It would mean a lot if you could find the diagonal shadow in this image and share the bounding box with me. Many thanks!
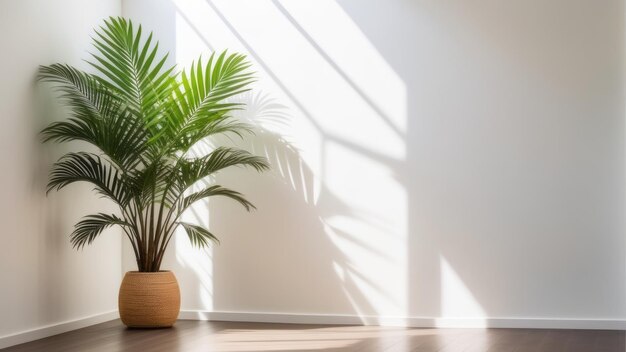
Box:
[199,0,324,134]
[270,0,405,140]
[174,7,215,52]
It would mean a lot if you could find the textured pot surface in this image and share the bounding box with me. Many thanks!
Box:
[118,271,181,328]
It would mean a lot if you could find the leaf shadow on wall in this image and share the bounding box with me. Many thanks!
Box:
[169,0,412,328]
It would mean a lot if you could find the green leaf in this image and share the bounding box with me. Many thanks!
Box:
[182,185,255,211]
[178,222,219,247]
[88,17,175,137]
[39,17,270,271]
[177,147,269,188]
[71,213,129,249]
[38,64,148,169]
[47,152,131,206]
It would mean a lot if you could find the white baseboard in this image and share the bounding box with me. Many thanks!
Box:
[179,310,626,330]
[1,310,621,350]
[0,310,118,349]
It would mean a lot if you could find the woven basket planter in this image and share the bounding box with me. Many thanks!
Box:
[118,271,181,328]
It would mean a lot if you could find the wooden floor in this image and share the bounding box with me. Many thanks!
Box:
[2,320,624,352]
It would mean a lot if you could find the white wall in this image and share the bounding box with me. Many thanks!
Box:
[123,0,625,326]
[0,0,122,345]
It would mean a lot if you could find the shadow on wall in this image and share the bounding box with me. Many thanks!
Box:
[336,0,625,321]
[141,0,626,331]
[178,90,385,318]
[214,92,388,318]
[164,0,410,321]
[32,81,123,330]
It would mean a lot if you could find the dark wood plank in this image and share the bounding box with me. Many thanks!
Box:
[1,320,624,352]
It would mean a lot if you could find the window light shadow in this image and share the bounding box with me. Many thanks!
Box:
[170,0,409,325]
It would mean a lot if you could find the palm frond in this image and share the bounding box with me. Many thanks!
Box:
[127,158,175,208]
[177,52,254,120]
[39,64,148,169]
[177,147,269,189]
[178,222,219,247]
[71,213,129,249]
[38,64,120,119]
[174,112,254,153]
[41,17,269,271]
[89,17,176,133]
[182,185,255,211]
[47,152,132,206]
[162,51,255,151]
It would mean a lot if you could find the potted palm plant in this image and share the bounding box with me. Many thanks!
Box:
[39,17,269,328]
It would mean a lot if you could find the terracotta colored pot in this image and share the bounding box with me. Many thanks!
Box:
[118,271,181,328]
